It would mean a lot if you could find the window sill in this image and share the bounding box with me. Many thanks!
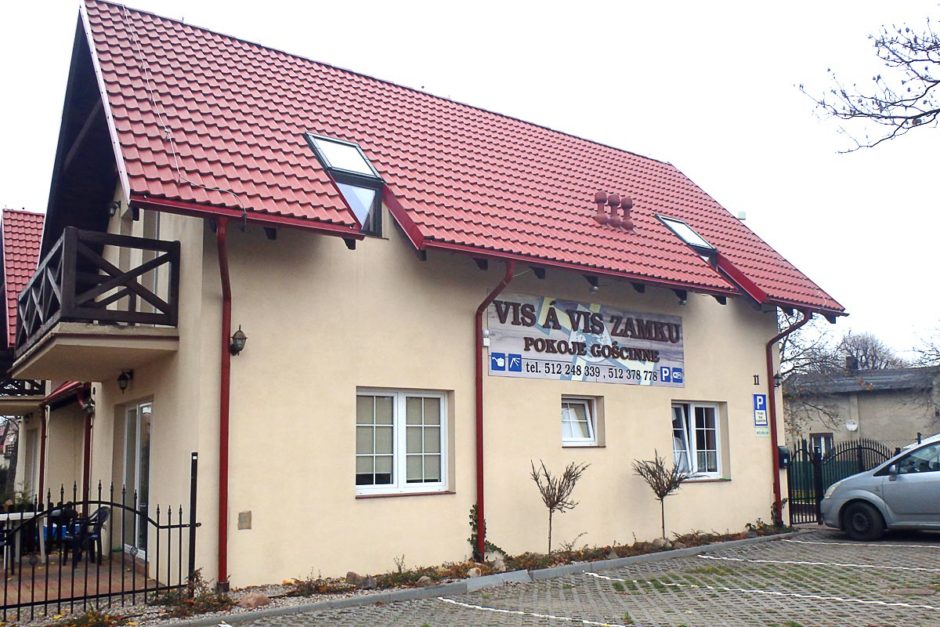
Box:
[356,490,455,500]
[562,443,605,449]
[684,477,731,483]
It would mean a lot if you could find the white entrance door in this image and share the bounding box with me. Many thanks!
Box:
[123,402,152,556]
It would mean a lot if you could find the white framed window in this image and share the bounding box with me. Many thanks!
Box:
[561,397,597,446]
[356,389,447,495]
[672,402,721,478]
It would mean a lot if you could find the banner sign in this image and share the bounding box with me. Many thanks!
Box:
[487,293,684,386]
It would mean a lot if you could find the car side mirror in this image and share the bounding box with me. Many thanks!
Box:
[887,463,898,479]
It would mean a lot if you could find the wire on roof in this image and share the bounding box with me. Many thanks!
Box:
[120,4,249,230]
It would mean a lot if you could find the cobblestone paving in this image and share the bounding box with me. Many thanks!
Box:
[243,530,940,626]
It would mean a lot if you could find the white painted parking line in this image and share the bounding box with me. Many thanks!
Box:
[437,597,630,626]
[784,538,940,550]
[585,572,940,611]
[697,554,940,572]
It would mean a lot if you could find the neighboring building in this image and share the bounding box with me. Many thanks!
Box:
[0,209,46,492]
[10,1,844,587]
[784,360,940,451]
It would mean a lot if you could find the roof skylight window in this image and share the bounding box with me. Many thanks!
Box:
[658,216,714,249]
[306,134,383,234]
[658,215,716,258]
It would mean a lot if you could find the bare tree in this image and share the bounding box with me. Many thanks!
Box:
[632,451,688,539]
[915,324,940,366]
[837,331,909,370]
[529,460,589,554]
[801,16,940,150]
[779,315,909,437]
[778,312,843,437]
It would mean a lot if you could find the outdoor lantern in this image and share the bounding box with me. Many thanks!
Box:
[117,370,133,393]
[773,372,783,388]
[230,325,247,356]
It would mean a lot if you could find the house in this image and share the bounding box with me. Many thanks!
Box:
[784,359,940,452]
[0,209,45,492]
[9,0,844,588]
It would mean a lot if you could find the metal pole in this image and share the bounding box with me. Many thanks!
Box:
[812,448,824,524]
[188,452,198,584]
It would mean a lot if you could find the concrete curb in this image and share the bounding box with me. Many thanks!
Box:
[173,530,807,626]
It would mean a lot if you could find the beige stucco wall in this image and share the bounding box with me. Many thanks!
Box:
[87,201,216,573]
[45,404,85,499]
[66,193,784,587]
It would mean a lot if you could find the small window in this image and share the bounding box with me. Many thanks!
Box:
[356,389,447,495]
[306,134,383,235]
[810,432,834,457]
[672,402,723,478]
[562,397,597,446]
[658,216,715,257]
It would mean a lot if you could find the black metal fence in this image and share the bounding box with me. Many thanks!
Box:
[0,453,199,623]
[787,438,896,525]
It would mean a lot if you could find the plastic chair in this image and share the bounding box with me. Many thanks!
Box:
[62,507,110,568]
[46,503,77,553]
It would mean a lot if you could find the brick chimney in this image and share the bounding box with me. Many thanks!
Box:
[845,356,859,373]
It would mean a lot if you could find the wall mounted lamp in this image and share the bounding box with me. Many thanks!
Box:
[230,325,247,356]
[773,372,783,388]
[117,370,134,393]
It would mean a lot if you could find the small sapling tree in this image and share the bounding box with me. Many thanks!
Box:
[632,450,688,539]
[529,460,589,554]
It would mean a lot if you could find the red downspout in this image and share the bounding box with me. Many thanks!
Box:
[474,260,515,560]
[216,218,232,589]
[77,388,92,505]
[766,309,811,525]
[37,407,48,502]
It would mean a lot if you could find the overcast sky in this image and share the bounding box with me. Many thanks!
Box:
[1,1,937,358]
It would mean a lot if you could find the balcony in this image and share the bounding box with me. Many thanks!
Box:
[12,227,181,381]
[0,377,44,415]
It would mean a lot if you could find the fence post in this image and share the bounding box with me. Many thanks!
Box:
[188,452,198,584]
[856,441,865,473]
[811,448,824,524]
[917,432,922,445]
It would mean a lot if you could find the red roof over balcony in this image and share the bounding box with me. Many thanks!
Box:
[79,0,843,315]
[1,209,44,348]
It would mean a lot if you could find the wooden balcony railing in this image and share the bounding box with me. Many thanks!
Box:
[0,378,44,397]
[15,227,180,357]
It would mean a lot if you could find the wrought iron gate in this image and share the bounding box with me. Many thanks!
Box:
[787,438,897,525]
[0,453,200,623]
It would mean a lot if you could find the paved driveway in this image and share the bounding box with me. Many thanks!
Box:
[242,529,940,626]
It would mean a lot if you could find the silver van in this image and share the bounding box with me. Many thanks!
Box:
[819,433,940,540]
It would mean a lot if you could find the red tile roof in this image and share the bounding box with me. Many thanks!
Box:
[1,209,44,348]
[81,0,843,314]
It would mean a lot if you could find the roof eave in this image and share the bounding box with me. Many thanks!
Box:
[130,196,364,239]
[421,239,739,298]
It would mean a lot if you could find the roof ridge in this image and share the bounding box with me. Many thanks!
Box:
[97,0,673,169]
[1,208,44,215]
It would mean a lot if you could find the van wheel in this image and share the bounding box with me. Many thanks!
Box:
[842,502,885,541]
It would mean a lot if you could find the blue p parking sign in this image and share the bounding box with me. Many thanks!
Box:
[753,394,768,428]
[660,366,672,383]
